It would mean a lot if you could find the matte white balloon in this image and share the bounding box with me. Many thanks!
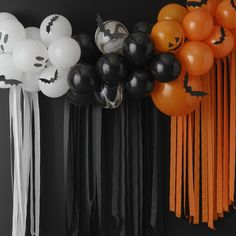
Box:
[13,39,48,73]
[40,14,72,47]
[21,72,41,93]
[0,12,17,22]
[0,54,23,89]
[25,27,41,41]
[0,19,26,53]
[39,65,69,98]
[48,37,81,69]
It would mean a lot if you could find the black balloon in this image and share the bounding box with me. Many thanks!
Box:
[66,90,95,106]
[149,53,182,83]
[97,53,128,84]
[122,32,154,66]
[68,63,99,94]
[131,22,154,34]
[95,82,124,109]
[73,33,101,63]
[125,68,154,98]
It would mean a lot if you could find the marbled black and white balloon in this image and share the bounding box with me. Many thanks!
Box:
[95,83,124,109]
[95,20,129,54]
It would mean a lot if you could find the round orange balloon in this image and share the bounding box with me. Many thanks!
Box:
[216,0,236,29]
[151,71,204,116]
[157,3,188,24]
[231,29,236,50]
[187,0,221,17]
[151,21,185,52]
[178,41,214,76]
[183,9,214,40]
[205,25,234,58]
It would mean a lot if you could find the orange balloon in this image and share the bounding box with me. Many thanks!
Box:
[157,3,188,24]
[187,0,221,17]
[151,21,185,52]
[231,29,236,50]
[205,25,234,58]
[178,41,214,76]
[151,70,204,116]
[216,0,236,29]
[183,9,214,40]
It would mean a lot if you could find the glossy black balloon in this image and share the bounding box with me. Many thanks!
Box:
[149,53,182,83]
[66,90,95,106]
[94,82,124,109]
[131,22,153,34]
[97,53,128,84]
[68,63,99,93]
[125,68,154,98]
[73,33,101,63]
[122,32,154,66]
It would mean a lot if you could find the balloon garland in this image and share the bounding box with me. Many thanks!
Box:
[0,0,235,235]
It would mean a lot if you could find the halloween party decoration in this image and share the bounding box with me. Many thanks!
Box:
[13,39,48,73]
[151,20,185,52]
[0,19,26,53]
[48,37,81,69]
[149,53,182,83]
[122,32,154,65]
[183,9,214,40]
[205,25,234,58]
[0,3,235,236]
[125,68,154,98]
[95,14,129,54]
[97,52,128,83]
[178,41,214,76]
[39,65,69,98]
[157,3,187,23]
[40,14,72,46]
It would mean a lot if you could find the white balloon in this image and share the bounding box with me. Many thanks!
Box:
[40,14,72,47]
[0,19,25,53]
[0,54,22,89]
[13,39,48,73]
[48,37,81,69]
[39,65,69,98]
[0,12,17,22]
[21,72,41,93]
[25,27,41,41]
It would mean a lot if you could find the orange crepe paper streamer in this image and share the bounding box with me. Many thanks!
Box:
[176,117,183,218]
[229,52,236,203]
[223,57,229,212]
[216,59,223,215]
[170,117,177,212]
[183,116,187,217]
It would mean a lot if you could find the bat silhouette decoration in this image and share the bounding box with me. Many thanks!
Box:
[186,0,208,7]
[183,73,208,97]
[39,69,59,84]
[231,0,236,10]
[46,15,59,33]
[0,75,22,86]
[213,26,226,45]
[96,13,125,40]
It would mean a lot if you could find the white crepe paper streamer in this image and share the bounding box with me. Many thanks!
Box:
[9,86,41,236]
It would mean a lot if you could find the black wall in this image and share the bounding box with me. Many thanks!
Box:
[0,0,236,235]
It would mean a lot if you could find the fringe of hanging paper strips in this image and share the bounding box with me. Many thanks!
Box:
[64,97,167,236]
[9,86,40,236]
[169,51,236,229]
